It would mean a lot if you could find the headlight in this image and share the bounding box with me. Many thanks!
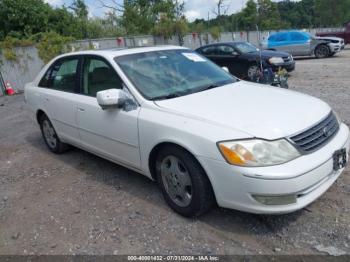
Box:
[334,111,342,124]
[218,139,300,167]
[269,57,284,65]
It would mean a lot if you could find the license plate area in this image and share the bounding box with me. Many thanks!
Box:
[333,149,347,171]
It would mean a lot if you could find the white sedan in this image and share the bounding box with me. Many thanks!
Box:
[25,46,349,217]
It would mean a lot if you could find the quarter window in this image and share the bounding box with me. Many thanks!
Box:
[82,57,123,97]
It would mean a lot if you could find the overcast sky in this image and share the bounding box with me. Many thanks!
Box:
[45,0,291,22]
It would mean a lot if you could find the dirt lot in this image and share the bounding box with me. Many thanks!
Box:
[0,49,350,256]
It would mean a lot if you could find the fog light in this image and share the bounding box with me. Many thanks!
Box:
[252,194,297,205]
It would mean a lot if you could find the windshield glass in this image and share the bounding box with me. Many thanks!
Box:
[233,42,259,53]
[115,50,236,100]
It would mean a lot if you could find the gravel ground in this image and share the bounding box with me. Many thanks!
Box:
[0,49,350,256]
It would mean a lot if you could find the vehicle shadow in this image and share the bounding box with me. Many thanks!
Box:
[294,55,342,61]
[26,132,305,236]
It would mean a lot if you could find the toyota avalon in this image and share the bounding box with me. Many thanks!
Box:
[24,46,349,217]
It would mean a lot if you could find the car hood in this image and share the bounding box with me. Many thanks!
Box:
[154,81,331,140]
[248,50,291,59]
[314,36,343,42]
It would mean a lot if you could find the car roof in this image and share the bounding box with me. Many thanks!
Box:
[197,42,247,49]
[54,45,189,60]
[270,30,309,36]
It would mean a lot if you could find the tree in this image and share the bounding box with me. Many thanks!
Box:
[69,0,89,38]
[0,0,51,40]
[213,0,230,17]
[236,0,258,31]
[257,0,283,30]
[314,0,350,27]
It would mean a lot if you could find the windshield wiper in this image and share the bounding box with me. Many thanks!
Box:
[152,92,182,101]
[198,84,220,93]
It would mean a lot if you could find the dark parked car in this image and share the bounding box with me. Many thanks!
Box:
[317,21,350,45]
[196,42,295,80]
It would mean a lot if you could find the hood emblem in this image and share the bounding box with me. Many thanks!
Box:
[323,126,331,137]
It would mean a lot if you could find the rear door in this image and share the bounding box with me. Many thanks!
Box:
[75,55,141,169]
[37,56,82,144]
[289,32,311,56]
[198,45,219,63]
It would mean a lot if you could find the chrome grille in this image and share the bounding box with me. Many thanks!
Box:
[290,112,339,153]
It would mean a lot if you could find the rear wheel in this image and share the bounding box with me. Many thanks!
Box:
[155,145,215,217]
[315,45,329,58]
[40,114,69,154]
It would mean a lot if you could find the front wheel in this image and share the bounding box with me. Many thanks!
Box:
[315,45,329,59]
[247,65,260,81]
[155,145,215,217]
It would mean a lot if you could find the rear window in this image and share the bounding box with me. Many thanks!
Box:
[275,33,288,42]
[200,46,217,55]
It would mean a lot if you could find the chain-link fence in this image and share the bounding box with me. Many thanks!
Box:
[0,27,344,94]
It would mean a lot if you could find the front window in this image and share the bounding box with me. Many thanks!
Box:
[232,42,258,53]
[115,50,236,100]
[82,57,123,97]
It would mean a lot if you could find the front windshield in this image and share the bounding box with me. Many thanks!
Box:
[115,50,236,100]
[233,42,259,53]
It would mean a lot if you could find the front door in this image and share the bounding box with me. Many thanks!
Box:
[76,56,141,169]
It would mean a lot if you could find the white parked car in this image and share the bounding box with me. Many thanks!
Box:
[25,46,349,217]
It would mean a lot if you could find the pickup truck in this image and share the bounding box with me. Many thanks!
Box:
[317,21,350,45]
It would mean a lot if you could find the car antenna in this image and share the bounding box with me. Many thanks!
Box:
[256,24,264,72]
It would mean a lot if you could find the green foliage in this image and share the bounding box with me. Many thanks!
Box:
[191,0,350,32]
[236,0,258,31]
[0,0,51,39]
[0,0,349,57]
[209,26,221,41]
[0,36,33,61]
[36,32,74,63]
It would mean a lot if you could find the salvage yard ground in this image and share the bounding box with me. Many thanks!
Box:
[0,49,350,256]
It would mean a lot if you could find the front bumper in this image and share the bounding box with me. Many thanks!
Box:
[328,43,343,53]
[198,123,349,214]
[271,61,295,72]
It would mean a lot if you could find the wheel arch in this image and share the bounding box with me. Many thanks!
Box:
[148,141,217,204]
[36,109,47,124]
[148,141,209,179]
[314,43,330,55]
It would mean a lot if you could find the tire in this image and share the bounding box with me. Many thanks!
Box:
[39,114,69,154]
[328,52,336,57]
[247,64,260,81]
[155,145,215,217]
[315,45,330,58]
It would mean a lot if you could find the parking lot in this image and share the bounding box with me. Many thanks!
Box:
[0,49,349,256]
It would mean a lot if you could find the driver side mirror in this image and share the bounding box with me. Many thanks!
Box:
[222,66,229,73]
[97,89,126,110]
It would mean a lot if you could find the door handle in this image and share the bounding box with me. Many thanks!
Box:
[77,108,85,112]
